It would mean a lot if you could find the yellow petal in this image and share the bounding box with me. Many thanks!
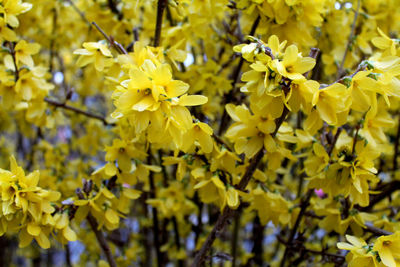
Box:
[105,209,120,225]
[35,232,50,249]
[63,226,77,242]
[27,222,41,236]
[178,94,208,106]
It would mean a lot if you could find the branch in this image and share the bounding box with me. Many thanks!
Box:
[147,150,163,267]
[92,22,128,54]
[44,97,115,126]
[76,188,117,267]
[336,0,361,79]
[279,190,313,267]
[393,115,400,171]
[358,180,400,212]
[64,0,91,26]
[87,214,117,267]
[212,134,234,153]
[327,127,342,156]
[192,97,291,266]
[7,42,19,81]
[277,235,346,263]
[364,223,392,236]
[154,0,168,47]
[172,217,185,267]
[189,45,324,265]
[325,62,366,88]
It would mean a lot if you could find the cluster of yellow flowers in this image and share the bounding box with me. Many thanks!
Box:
[0,157,76,248]
[0,1,55,127]
[338,233,400,267]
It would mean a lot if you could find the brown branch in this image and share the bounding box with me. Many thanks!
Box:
[154,0,168,47]
[190,45,323,265]
[277,235,346,262]
[304,48,320,79]
[147,150,163,267]
[7,42,19,81]
[279,190,313,267]
[44,97,115,126]
[65,243,72,267]
[364,223,392,236]
[172,217,184,267]
[359,180,400,212]
[92,22,128,54]
[393,115,400,171]
[76,189,117,267]
[212,134,233,153]
[324,62,366,89]
[64,0,91,26]
[336,0,361,79]
[230,210,241,266]
[327,127,342,156]
[192,100,290,266]
[87,214,117,267]
[352,124,360,154]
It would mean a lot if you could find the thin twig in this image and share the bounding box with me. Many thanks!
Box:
[76,189,117,267]
[359,180,400,212]
[230,211,241,266]
[364,223,392,236]
[65,243,72,267]
[336,0,361,79]
[277,235,346,262]
[147,150,163,267]
[87,214,117,267]
[352,124,360,154]
[327,127,342,156]
[44,97,115,126]
[64,0,91,26]
[212,134,233,152]
[279,190,313,267]
[8,42,19,81]
[393,115,400,171]
[172,217,184,267]
[92,22,128,54]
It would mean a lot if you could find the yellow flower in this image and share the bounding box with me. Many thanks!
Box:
[249,187,291,226]
[273,45,316,81]
[74,42,114,71]
[225,103,277,158]
[194,175,229,210]
[0,0,32,27]
[181,122,214,153]
[337,235,379,267]
[0,17,17,41]
[14,40,40,68]
[105,139,146,172]
[373,232,400,267]
[314,83,351,125]
[372,28,398,56]
[13,67,54,101]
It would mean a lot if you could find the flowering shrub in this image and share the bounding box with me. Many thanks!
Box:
[1,0,400,266]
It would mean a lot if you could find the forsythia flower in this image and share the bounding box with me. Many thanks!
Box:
[337,235,379,266]
[0,156,76,248]
[74,42,114,71]
[373,232,400,267]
